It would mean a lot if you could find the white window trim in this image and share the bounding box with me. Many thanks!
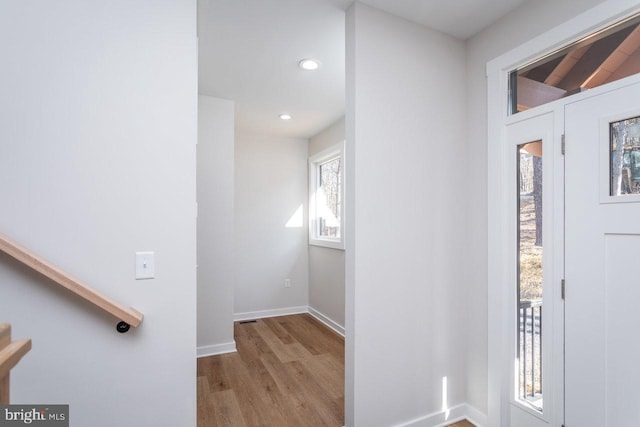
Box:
[308,141,345,250]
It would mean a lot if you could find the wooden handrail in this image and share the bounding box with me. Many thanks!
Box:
[0,232,143,331]
[0,323,31,404]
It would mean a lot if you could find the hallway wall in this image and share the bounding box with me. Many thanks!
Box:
[346,4,468,425]
[234,132,309,317]
[308,117,346,332]
[0,1,198,425]
[197,95,236,356]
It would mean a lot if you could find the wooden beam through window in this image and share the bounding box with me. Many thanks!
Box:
[582,24,640,88]
[517,76,566,111]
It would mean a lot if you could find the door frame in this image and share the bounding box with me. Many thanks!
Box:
[487,2,640,426]
[505,111,560,427]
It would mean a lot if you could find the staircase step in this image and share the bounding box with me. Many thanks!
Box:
[0,338,31,379]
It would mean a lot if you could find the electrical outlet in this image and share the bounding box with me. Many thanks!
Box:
[284,279,291,288]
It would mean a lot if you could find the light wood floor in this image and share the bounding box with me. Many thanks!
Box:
[198,314,345,426]
[447,421,475,427]
[197,313,475,427]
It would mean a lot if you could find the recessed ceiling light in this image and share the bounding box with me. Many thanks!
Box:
[298,59,320,71]
[279,113,292,120]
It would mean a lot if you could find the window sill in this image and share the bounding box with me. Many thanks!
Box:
[309,239,345,250]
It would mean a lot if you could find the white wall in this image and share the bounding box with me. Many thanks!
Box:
[308,118,346,331]
[0,1,197,426]
[197,96,235,356]
[465,0,607,417]
[309,117,345,156]
[346,4,468,426]
[234,133,309,317]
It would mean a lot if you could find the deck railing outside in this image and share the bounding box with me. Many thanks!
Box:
[518,299,542,409]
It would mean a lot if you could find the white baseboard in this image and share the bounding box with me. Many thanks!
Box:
[234,306,308,322]
[308,306,345,337]
[198,306,341,358]
[463,404,487,427]
[397,403,486,427]
[234,305,345,337]
[197,341,237,358]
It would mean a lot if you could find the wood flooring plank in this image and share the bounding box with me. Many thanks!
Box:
[210,389,247,427]
[298,353,344,400]
[281,314,344,359]
[253,319,313,363]
[234,322,272,364]
[283,359,343,426]
[197,376,214,427]
[301,314,345,348]
[447,421,475,427]
[246,357,307,426]
[261,317,294,344]
[198,354,231,393]
[220,352,283,427]
[273,316,323,356]
[197,313,345,427]
[260,352,333,427]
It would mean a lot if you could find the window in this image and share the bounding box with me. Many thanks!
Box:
[517,140,543,411]
[509,12,640,114]
[610,115,640,196]
[309,142,345,249]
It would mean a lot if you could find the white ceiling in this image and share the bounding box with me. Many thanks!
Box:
[198,0,528,139]
[361,0,529,40]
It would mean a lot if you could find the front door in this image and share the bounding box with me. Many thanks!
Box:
[565,81,640,426]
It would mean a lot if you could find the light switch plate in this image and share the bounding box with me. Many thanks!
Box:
[135,251,155,280]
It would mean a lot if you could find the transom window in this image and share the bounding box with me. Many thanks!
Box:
[510,12,640,114]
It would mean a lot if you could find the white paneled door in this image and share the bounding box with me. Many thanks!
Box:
[565,82,640,427]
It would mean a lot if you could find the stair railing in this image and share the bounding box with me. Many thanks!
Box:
[0,232,143,333]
